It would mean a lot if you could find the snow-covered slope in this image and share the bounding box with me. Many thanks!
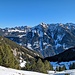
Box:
[48,69,75,75]
[0,66,75,75]
[1,23,75,57]
[50,60,75,70]
[0,66,48,75]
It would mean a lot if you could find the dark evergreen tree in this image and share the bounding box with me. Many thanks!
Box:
[25,62,31,70]
[69,62,75,69]
[36,58,45,73]
[25,58,53,73]
[44,60,53,73]
[31,59,37,71]
[56,65,66,71]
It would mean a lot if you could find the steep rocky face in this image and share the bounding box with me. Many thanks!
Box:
[1,23,75,57]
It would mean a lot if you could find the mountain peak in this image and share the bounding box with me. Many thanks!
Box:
[1,23,75,57]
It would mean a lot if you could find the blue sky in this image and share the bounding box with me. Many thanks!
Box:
[0,0,75,28]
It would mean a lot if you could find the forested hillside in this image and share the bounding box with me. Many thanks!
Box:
[0,36,42,69]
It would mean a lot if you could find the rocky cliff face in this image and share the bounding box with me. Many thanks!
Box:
[1,23,75,57]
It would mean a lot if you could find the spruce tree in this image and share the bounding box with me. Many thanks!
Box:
[56,65,66,71]
[25,61,31,70]
[36,58,45,73]
[44,60,53,73]
[69,62,75,69]
[0,43,20,69]
[31,59,36,71]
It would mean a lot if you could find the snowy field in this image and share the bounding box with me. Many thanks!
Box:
[0,66,48,75]
[0,66,75,75]
[48,69,75,75]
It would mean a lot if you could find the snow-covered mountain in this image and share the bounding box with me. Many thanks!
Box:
[1,23,75,57]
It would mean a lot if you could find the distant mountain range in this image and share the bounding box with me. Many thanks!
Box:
[1,23,75,57]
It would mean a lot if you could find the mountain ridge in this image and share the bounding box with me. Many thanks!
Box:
[1,23,75,57]
[44,46,75,62]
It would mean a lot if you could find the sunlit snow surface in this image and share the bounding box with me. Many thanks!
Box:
[0,66,75,75]
[0,66,48,75]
